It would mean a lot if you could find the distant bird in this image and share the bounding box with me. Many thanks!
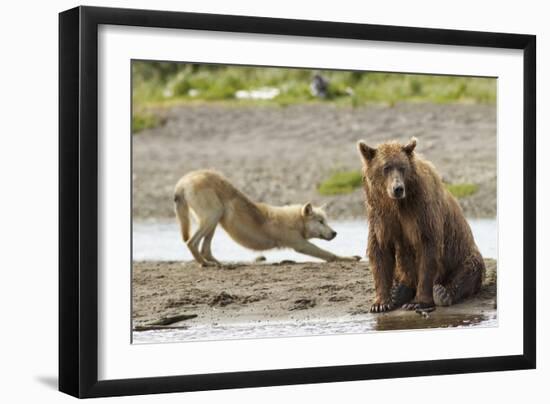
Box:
[310,73,330,98]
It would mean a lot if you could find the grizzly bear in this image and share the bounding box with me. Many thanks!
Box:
[357,137,485,312]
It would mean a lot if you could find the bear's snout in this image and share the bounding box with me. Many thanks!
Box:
[388,182,406,199]
[393,184,405,199]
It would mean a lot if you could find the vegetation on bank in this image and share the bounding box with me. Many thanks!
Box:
[131,61,496,133]
[132,111,160,134]
[317,169,479,200]
[445,183,479,199]
[318,171,364,196]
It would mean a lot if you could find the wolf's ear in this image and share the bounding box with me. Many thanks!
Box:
[302,202,313,217]
[357,140,376,161]
[403,137,417,155]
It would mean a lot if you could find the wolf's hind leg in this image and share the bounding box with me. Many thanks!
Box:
[433,254,485,306]
[200,225,221,265]
[187,221,218,266]
[185,189,223,266]
[186,224,211,266]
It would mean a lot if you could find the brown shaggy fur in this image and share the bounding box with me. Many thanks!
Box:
[357,137,485,312]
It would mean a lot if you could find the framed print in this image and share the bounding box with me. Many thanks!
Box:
[59,6,536,398]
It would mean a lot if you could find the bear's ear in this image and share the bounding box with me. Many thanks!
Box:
[357,140,376,162]
[403,137,417,155]
[301,202,313,217]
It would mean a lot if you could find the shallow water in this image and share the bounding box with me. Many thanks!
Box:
[132,311,497,344]
[133,218,497,262]
[133,218,496,343]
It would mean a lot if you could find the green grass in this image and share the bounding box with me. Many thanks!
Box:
[446,183,479,198]
[132,111,160,134]
[132,61,497,111]
[318,171,363,195]
[316,170,478,200]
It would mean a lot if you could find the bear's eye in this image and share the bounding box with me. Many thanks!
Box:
[383,165,392,175]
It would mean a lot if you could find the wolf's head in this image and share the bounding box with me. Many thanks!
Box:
[301,202,337,240]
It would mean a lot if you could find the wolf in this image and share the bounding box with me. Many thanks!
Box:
[174,170,360,266]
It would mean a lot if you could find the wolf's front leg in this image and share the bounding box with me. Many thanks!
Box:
[293,240,360,262]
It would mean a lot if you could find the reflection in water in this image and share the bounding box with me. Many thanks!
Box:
[133,311,497,344]
[374,312,494,331]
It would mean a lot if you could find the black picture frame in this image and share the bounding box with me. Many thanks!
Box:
[59,5,536,398]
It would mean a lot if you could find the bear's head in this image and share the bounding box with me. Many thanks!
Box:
[357,137,417,201]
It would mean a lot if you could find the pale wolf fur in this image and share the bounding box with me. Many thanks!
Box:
[174,170,360,266]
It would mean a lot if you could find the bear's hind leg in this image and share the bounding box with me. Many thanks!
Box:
[391,283,416,307]
[433,284,453,306]
[434,255,485,306]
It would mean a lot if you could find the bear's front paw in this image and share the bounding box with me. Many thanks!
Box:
[402,301,435,312]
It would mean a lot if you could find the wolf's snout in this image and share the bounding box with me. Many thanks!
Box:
[393,184,405,199]
[329,231,337,240]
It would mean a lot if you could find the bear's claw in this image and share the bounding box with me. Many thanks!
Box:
[370,302,393,313]
[402,302,435,311]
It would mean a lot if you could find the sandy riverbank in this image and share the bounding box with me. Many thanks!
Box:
[132,258,496,335]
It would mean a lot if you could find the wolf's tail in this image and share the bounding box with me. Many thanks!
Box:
[174,192,190,242]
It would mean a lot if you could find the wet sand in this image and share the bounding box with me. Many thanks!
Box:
[132,258,496,334]
[132,103,496,220]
